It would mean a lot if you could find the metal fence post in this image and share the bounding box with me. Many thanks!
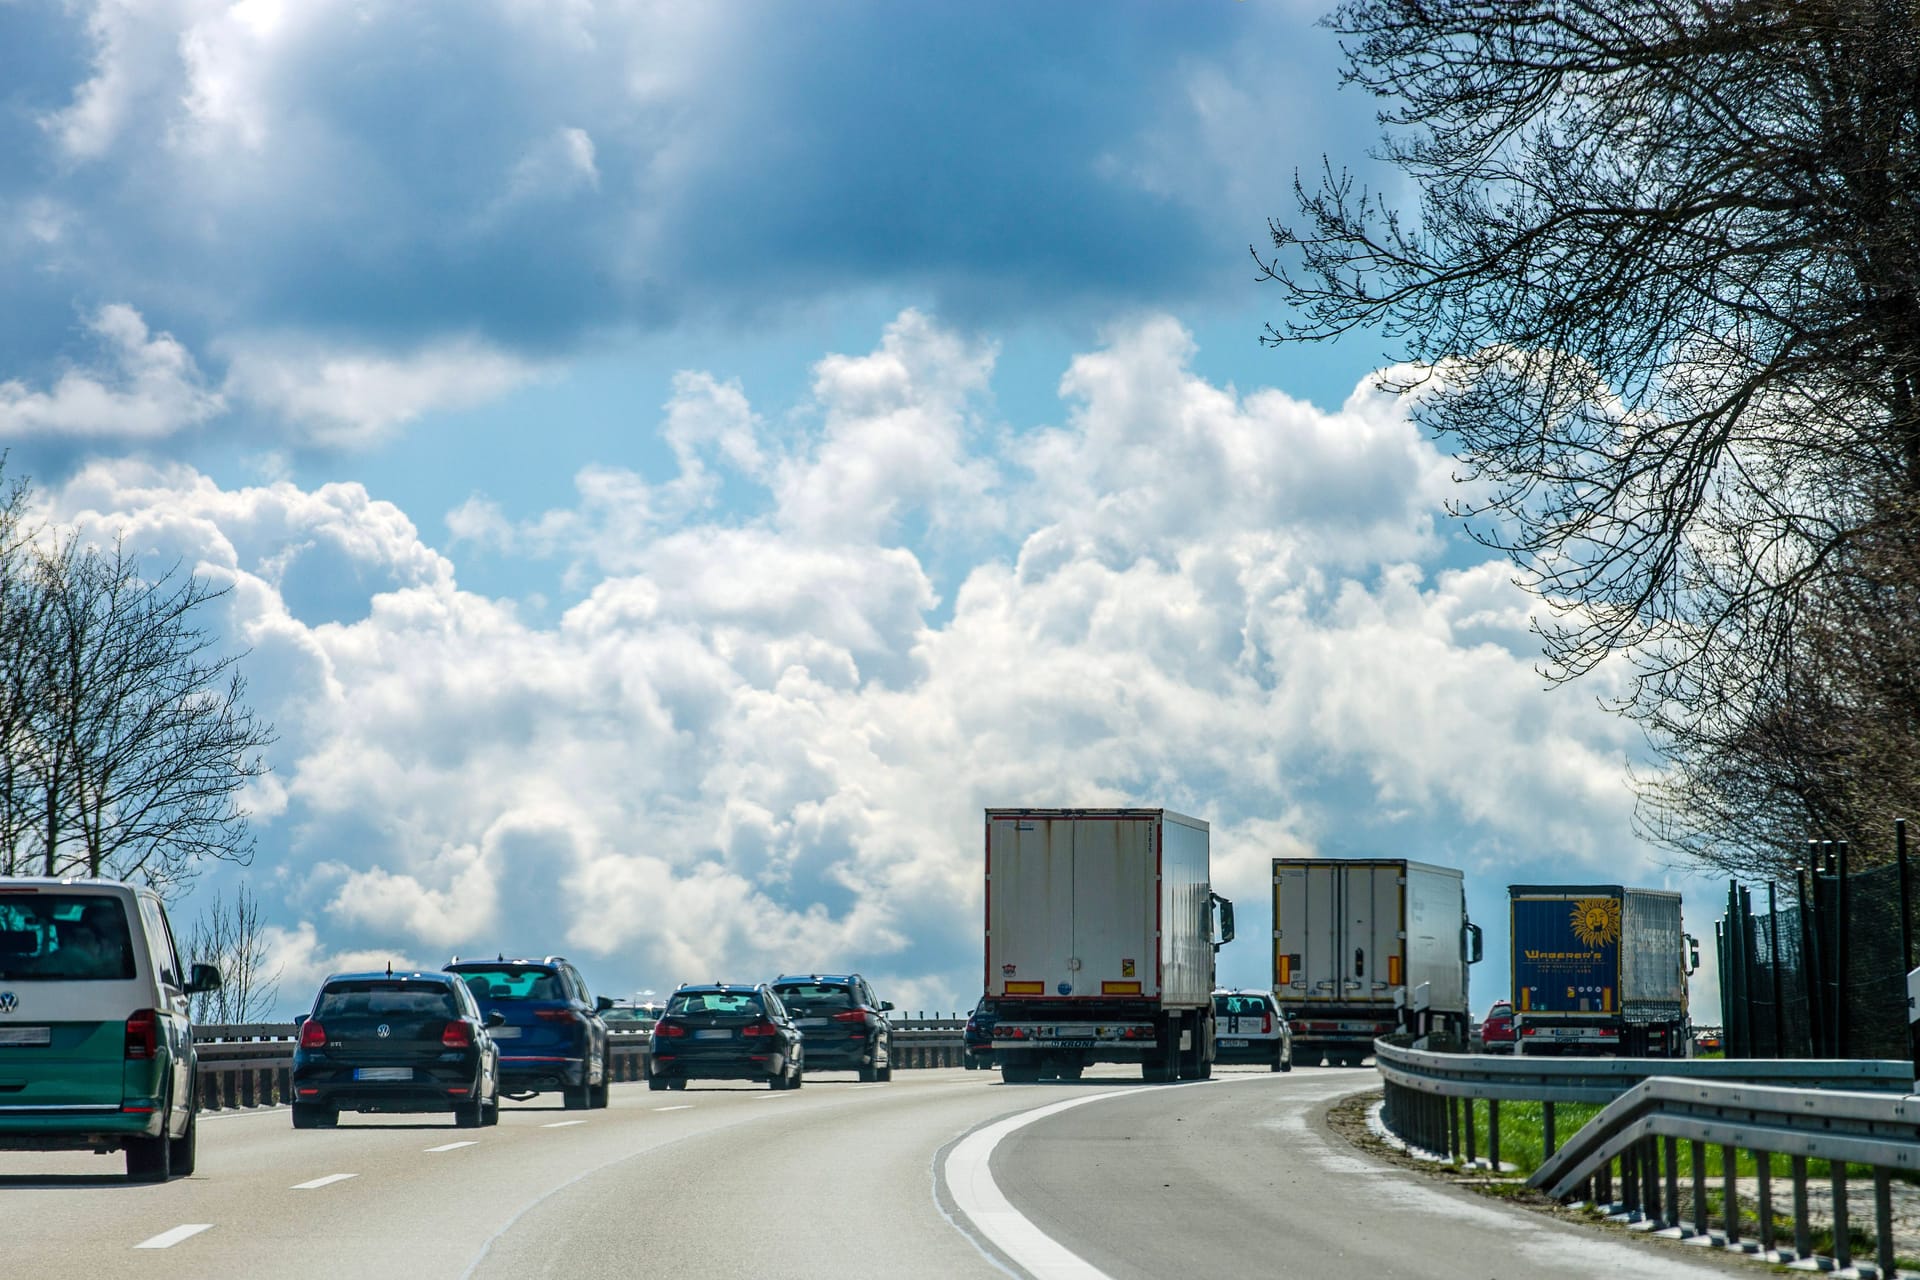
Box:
[1691,1138,1707,1237]
[1757,1151,1775,1257]
[1874,1167,1895,1279]
[1722,1143,1739,1245]
[1836,840,1851,1060]
[1488,1099,1500,1170]
[1832,1162,1852,1270]
[1661,1135,1677,1229]
[1543,1101,1556,1157]
[1792,1155,1812,1260]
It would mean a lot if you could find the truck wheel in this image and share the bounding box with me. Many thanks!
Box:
[1001,1060,1041,1084]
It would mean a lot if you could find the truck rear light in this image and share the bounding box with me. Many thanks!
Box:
[741,1020,778,1038]
[442,1021,474,1049]
[1599,1028,1619,1037]
[299,1020,328,1049]
[1003,1026,1029,1040]
[125,1009,158,1060]
[1521,1027,1538,1036]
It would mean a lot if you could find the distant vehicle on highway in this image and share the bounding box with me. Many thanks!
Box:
[770,973,893,1081]
[603,1000,664,1033]
[1211,989,1293,1072]
[0,877,221,1182]
[962,997,996,1069]
[1479,1000,1515,1054]
[649,983,804,1090]
[1508,885,1698,1057]
[291,969,501,1129]
[445,955,613,1108]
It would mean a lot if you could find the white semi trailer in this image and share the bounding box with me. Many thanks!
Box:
[985,808,1233,1083]
[1272,857,1482,1065]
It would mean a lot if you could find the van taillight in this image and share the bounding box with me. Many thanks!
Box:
[442,1021,473,1049]
[299,1020,327,1049]
[125,1009,158,1060]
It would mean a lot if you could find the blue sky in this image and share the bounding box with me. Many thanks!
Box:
[0,0,1724,1020]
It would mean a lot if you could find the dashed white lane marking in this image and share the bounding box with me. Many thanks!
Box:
[755,1092,797,1100]
[541,1120,587,1128]
[134,1224,213,1250]
[424,1140,479,1153]
[291,1173,357,1190]
[848,1084,885,1090]
[651,1105,692,1112]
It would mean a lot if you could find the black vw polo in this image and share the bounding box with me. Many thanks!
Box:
[647,984,803,1090]
[290,970,502,1128]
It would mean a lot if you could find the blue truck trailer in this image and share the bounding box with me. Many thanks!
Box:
[1509,884,1698,1057]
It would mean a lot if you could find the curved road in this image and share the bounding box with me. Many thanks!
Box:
[4,1066,1748,1279]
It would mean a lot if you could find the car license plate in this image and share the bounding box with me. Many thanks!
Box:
[797,1018,829,1028]
[490,1026,521,1038]
[354,1067,413,1081]
[694,1029,731,1040]
[0,1026,51,1047]
[1551,1028,1587,1038]
[1219,1038,1248,1048]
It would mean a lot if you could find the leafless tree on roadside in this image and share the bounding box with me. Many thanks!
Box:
[1258,1,1920,870]
[185,883,282,1024]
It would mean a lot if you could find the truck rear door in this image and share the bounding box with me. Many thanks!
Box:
[988,815,1157,1000]
[989,816,1077,999]
[1349,863,1405,1001]
[1276,861,1404,1007]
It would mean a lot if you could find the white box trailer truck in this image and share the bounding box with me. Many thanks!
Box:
[986,808,1233,1083]
[1272,857,1482,1065]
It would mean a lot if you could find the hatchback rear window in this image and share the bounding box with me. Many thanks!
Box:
[0,894,136,982]
[667,991,764,1016]
[317,981,458,1018]
[1213,994,1272,1017]
[772,983,853,1011]
[450,967,566,1001]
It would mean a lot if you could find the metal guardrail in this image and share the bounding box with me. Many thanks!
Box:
[1530,1078,1920,1274]
[189,1022,965,1112]
[1374,1036,1920,1274]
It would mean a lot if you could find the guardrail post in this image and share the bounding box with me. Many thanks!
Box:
[1596,1153,1612,1208]
[1661,1135,1678,1231]
[1792,1155,1812,1260]
[1465,1099,1477,1166]
[1757,1152,1775,1257]
[1447,1097,1459,1163]
[1875,1168,1895,1278]
[1642,1139,1662,1225]
[1721,1144,1739,1247]
[1623,1142,1641,1218]
[1691,1139,1707,1237]
[1543,1101,1556,1157]
[1831,1163,1851,1270]
[1488,1100,1501,1170]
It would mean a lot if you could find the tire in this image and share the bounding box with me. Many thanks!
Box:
[1001,1059,1042,1084]
[169,1101,197,1176]
[483,1089,501,1126]
[591,1078,610,1108]
[648,1075,669,1091]
[1058,1061,1084,1081]
[564,1077,591,1110]
[878,1064,892,1082]
[454,1096,485,1128]
[1279,1045,1293,1073]
[858,1062,878,1082]
[125,1108,172,1183]
[668,1078,687,1091]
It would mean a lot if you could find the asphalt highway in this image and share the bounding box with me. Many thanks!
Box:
[3,1065,1753,1279]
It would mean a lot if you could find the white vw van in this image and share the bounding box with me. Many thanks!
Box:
[0,878,220,1181]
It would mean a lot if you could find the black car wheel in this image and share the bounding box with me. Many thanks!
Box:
[648,1075,669,1091]
[858,1062,878,1082]
[125,1101,172,1183]
[454,1096,485,1128]
[169,1090,198,1175]
[668,1078,687,1091]
[564,1077,591,1109]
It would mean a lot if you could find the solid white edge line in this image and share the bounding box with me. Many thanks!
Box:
[424,1140,479,1152]
[134,1224,213,1250]
[943,1090,1141,1280]
[290,1173,357,1190]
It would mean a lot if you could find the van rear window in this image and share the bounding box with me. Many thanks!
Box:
[0,895,137,981]
[1213,994,1272,1017]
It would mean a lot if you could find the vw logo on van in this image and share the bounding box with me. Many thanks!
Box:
[0,991,16,1014]
[376,1023,390,1038]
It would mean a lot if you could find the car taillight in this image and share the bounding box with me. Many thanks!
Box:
[652,1021,686,1039]
[125,1009,158,1060]
[1263,1012,1272,1034]
[742,1020,778,1038]
[299,1020,327,1049]
[536,1008,578,1023]
[443,1021,473,1049]
[831,1009,866,1023]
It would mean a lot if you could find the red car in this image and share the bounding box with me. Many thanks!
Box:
[1480,1000,1516,1053]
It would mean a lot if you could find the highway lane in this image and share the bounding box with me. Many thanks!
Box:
[3,1065,1756,1279]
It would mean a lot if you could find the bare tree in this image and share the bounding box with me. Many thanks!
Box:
[1258,1,1920,864]
[184,884,282,1024]
[0,462,275,888]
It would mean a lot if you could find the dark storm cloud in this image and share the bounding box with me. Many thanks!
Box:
[0,2,1263,381]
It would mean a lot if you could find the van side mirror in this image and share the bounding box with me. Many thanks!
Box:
[880,1001,894,1012]
[1465,922,1484,965]
[185,963,222,995]
[596,995,615,1012]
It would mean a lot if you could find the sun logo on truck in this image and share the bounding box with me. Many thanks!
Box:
[1569,898,1621,947]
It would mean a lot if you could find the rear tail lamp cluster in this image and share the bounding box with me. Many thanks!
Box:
[652,1021,687,1039]
[830,1009,866,1024]
[536,1009,579,1023]
[125,1009,159,1060]
[442,1021,474,1049]
[299,1020,327,1049]
[741,1020,779,1038]
[1262,1012,1273,1034]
